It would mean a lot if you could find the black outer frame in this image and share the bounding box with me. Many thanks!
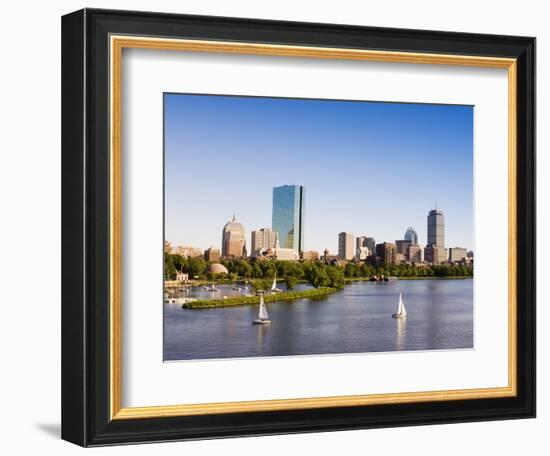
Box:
[61,8,536,447]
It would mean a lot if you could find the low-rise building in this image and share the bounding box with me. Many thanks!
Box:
[274,248,300,261]
[175,271,189,283]
[448,247,468,263]
[424,244,447,264]
[407,244,423,263]
[300,250,320,261]
[175,245,203,258]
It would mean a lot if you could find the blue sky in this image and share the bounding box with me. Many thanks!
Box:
[164,93,473,254]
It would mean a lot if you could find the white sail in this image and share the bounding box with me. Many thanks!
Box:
[396,293,407,316]
[258,295,269,320]
[271,274,277,291]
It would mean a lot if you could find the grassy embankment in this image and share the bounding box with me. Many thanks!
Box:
[181,287,337,309]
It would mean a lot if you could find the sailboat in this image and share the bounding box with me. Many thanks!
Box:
[392,293,407,318]
[253,293,271,325]
[271,273,283,293]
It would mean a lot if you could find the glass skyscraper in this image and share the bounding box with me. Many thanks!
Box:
[404,227,419,245]
[272,185,305,252]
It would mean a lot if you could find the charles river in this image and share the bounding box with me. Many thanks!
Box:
[164,279,473,361]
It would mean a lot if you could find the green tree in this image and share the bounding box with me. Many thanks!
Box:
[284,275,297,290]
[250,279,272,292]
[327,266,345,289]
[164,253,176,280]
[186,257,207,278]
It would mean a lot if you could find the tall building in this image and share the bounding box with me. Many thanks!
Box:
[426,208,445,264]
[365,237,376,254]
[404,227,419,245]
[251,228,278,256]
[204,246,220,262]
[376,242,397,265]
[221,214,247,258]
[272,185,305,252]
[338,232,355,260]
[448,247,468,263]
[427,209,445,247]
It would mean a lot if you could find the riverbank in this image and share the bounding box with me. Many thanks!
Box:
[181,287,338,309]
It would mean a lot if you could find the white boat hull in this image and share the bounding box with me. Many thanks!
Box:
[253,319,271,325]
[392,313,406,318]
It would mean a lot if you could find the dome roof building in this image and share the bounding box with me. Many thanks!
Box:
[209,263,229,275]
[221,214,247,258]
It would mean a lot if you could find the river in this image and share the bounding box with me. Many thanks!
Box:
[163,279,473,361]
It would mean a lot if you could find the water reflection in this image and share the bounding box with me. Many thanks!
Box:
[164,279,473,361]
[395,317,407,351]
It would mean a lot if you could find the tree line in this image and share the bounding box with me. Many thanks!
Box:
[165,253,473,286]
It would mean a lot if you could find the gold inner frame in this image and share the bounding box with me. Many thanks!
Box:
[109,35,517,420]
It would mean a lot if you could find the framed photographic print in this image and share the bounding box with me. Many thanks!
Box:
[61,8,536,446]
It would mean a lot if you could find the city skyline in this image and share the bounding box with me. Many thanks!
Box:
[165,93,473,253]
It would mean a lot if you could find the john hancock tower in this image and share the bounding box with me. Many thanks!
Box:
[272,185,305,252]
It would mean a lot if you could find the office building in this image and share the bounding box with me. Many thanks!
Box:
[204,246,221,262]
[272,185,305,252]
[407,244,423,263]
[251,228,278,256]
[449,247,468,263]
[365,237,376,254]
[424,245,447,264]
[274,248,299,261]
[174,245,203,258]
[395,239,412,255]
[221,214,247,258]
[338,232,355,260]
[404,227,419,245]
[356,246,370,260]
[300,250,320,261]
[376,242,397,265]
[427,209,445,247]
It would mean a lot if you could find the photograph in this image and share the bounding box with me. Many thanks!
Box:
[58,6,536,447]
[163,93,474,361]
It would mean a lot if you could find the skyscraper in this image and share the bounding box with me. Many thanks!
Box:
[338,232,355,260]
[221,214,246,258]
[365,237,376,254]
[426,209,446,264]
[272,185,305,252]
[427,209,444,247]
[404,227,419,245]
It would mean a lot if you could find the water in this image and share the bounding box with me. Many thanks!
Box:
[164,279,473,361]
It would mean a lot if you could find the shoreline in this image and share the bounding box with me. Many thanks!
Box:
[181,287,338,309]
